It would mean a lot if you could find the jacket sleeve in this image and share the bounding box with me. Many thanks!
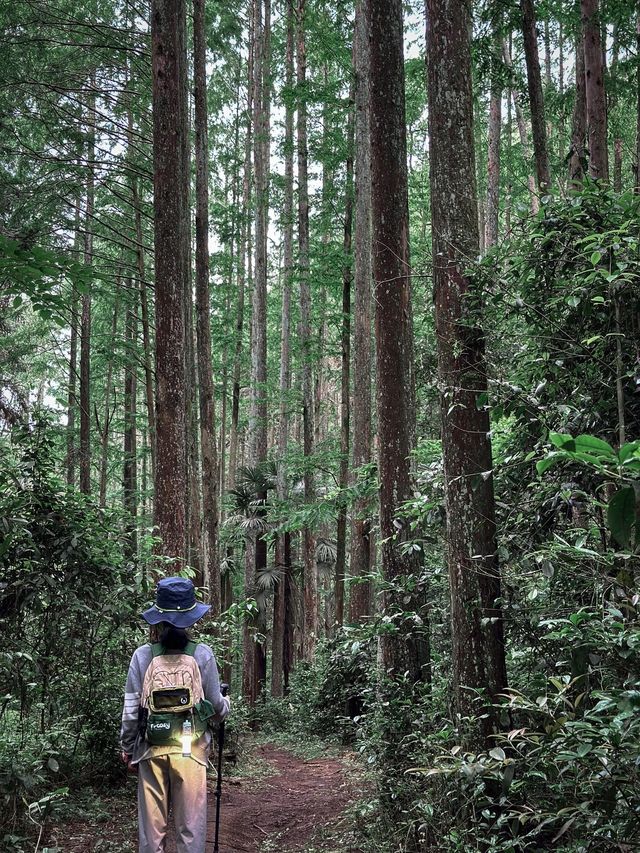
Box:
[120,649,143,754]
[200,647,230,719]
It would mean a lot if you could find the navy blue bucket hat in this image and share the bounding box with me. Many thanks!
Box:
[142,577,210,628]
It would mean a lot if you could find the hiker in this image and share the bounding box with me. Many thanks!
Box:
[120,577,230,853]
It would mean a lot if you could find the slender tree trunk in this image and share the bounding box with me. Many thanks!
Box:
[503,39,539,214]
[370,0,426,682]
[123,295,138,556]
[228,32,254,493]
[297,0,317,661]
[569,15,588,184]
[335,85,354,630]
[349,0,373,623]
[98,286,120,507]
[582,0,609,181]
[521,0,551,194]
[79,87,95,496]
[636,2,640,193]
[66,194,82,487]
[485,17,502,249]
[272,0,295,698]
[427,0,507,741]
[133,180,156,481]
[194,0,220,612]
[151,0,189,564]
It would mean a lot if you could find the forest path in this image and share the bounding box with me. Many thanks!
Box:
[167,742,360,853]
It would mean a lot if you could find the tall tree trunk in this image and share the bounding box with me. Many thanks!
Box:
[426,0,507,741]
[98,285,120,507]
[123,295,138,556]
[349,0,373,623]
[521,0,551,194]
[297,0,317,661]
[335,86,354,630]
[485,16,502,249]
[503,39,539,215]
[151,0,189,564]
[194,0,220,612]
[272,0,295,698]
[582,0,609,181]
[243,0,270,705]
[66,194,82,487]
[79,87,95,496]
[569,14,588,184]
[370,0,425,682]
[133,179,156,482]
[228,34,254,494]
[636,2,640,193]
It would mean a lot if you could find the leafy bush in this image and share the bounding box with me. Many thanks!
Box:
[0,417,148,842]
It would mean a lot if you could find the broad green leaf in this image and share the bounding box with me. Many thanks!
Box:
[619,441,640,464]
[536,454,561,476]
[607,486,637,549]
[550,433,575,451]
[489,747,505,762]
[573,435,615,457]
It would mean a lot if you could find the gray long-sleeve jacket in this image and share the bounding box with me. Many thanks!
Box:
[120,642,229,767]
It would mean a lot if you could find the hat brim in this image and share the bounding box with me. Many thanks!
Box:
[141,602,210,628]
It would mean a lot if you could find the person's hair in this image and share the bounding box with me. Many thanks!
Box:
[149,621,192,649]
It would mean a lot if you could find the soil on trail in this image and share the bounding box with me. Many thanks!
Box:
[172,743,357,853]
[47,743,359,852]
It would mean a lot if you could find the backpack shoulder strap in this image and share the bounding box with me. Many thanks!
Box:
[151,642,165,658]
[184,641,198,656]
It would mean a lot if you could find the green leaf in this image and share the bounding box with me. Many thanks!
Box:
[489,747,506,762]
[573,435,615,458]
[607,486,637,549]
[590,250,602,265]
[550,433,575,451]
[619,441,640,464]
[536,454,561,476]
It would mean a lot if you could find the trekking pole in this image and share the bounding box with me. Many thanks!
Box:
[213,683,229,853]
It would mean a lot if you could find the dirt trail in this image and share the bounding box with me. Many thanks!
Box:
[168,743,356,853]
[46,743,358,852]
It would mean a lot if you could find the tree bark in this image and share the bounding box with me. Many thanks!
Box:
[582,0,609,181]
[426,0,507,740]
[521,0,550,194]
[503,39,539,215]
[79,87,95,496]
[66,194,82,487]
[636,2,640,193]
[370,0,425,682]
[98,285,120,508]
[133,179,156,482]
[123,295,138,556]
[228,29,254,494]
[297,0,317,662]
[485,17,502,250]
[151,0,189,564]
[194,0,220,613]
[335,83,354,630]
[569,14,588,185]
[349,0,373,623]
[272,0,295,698]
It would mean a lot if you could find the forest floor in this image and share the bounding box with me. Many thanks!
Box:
[45,740,363,853]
